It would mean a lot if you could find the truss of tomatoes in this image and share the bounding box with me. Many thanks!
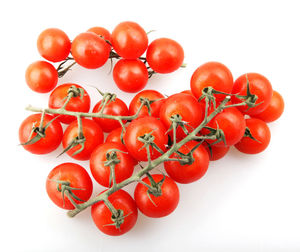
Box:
[20,21,284,236]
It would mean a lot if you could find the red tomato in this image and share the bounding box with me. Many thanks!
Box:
[92,98,128,132]
[19,113,63,154]
[181,90,195,97]
[235,118,271,154]
[62,119,104,160]
[164,141,209,184]
[129,89,165,118]
[106,127,125,145]
[203,141,230,161]
[25,61,58,93]
[190,61,233,101]
[231,73,273,115]
[37,28,71,62]
[87,26,111,42]
[113,59,148,93]
[134,174,179,218]
[91,189,138,236]
[124,116,168,161]
[146,38,184,73]
[71,32,111,69]
[254,90,284,122]
[46,162,93,210]
[111,21,148,59]
[90,142,135,187]
[159,93,204,140]
[48,83,91,124]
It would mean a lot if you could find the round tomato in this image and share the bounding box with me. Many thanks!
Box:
[111,21,148,59]
[181,90,195,97]
[106,127,125,145]
[25,61,58,93]
[37,28,71,62]
[202,141,230,161]
[87,26,111,42]
[134,174,179,218]
[48,83,91,124]
[146,38,184,73]
[19,113,63,154]
[91,189,138,236]
[46,162,93,210]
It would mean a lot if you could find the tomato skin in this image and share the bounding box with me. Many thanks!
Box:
[92,98,128,132]
[124,116,168,161]
[19,113,63,154]
[46,163,93,210]
[190,61,233,101]
[48,83,91,124]
[203,142,230,161]
[129,90,165,118]
[254,90,284,123]
[25,61,58,93]
[106,127,124,145]
[231,73,273,115]
[71,32,111,69]
[90,142,135,187]
[62,119,104,160]
[235,118,271,154]
[181,90,195,97]
[87,27,111,42]
[164,141,209,184]
[111,21,148,59]
[91,189,138,236]
[113,59,148,93]
[134,174,179,218]
[37,28,71,62]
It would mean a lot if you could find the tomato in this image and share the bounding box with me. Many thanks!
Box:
[134,174,179,218]
[91,189,138,236]
[190,61,233,101]
[37,28,71,62]
[146,38,184,74]
[129,90,165,118]
[62,119,104,160]
[111,21,148,59]
[159,93,204,140]
[106,127,125,145]
[254,90,284,123]
[90,142,135,187]
[181,90,195,97]
[46,162,93,210]
[231,73,273,115]
[164,141,209,184]
[235,118,271,154]
[92,98,128,132]
[202,141,230,161]
[113,59,148,93]
[87,26,111,42]
[19,113,63,154]
[48,83,91,124]
[25,61,58,93]
[71,32,111,69]
[124,116,168,161]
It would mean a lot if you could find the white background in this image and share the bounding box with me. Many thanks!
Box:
[1,0,299,251]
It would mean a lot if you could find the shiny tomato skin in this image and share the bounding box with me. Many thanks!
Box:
[19,113,63,154]
[46,162,93,210]
[91,189,138,236]
[106,127,125,145]
[87,26,112,42]
[203,142,230,161]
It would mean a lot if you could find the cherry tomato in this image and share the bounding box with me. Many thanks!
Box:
[254,90,284,122]
[91,189,138,236]
[146,38,184,73]
[159,93,204,140]
[106,127,125,145]
[129,90,165,118]
[62,119,104,160]
[181,90,195,97]
[48,83,91,124]
[235,118,271,154]
[92,98,128,132]
[231,73,273,115]
[19,113,63,155]
[190,61,233,101]
[87,26,112,42]
[202,141,230,161]
[164,141,209,184]
[124,116,168,161]
[71,32,111,69]
[25,61,58,93]
[90,142,135,187]
[46,162,93,210]
[134,174,179,218]
[113,59,148,93]
[111,21,148,59]
[37,28,71,62]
